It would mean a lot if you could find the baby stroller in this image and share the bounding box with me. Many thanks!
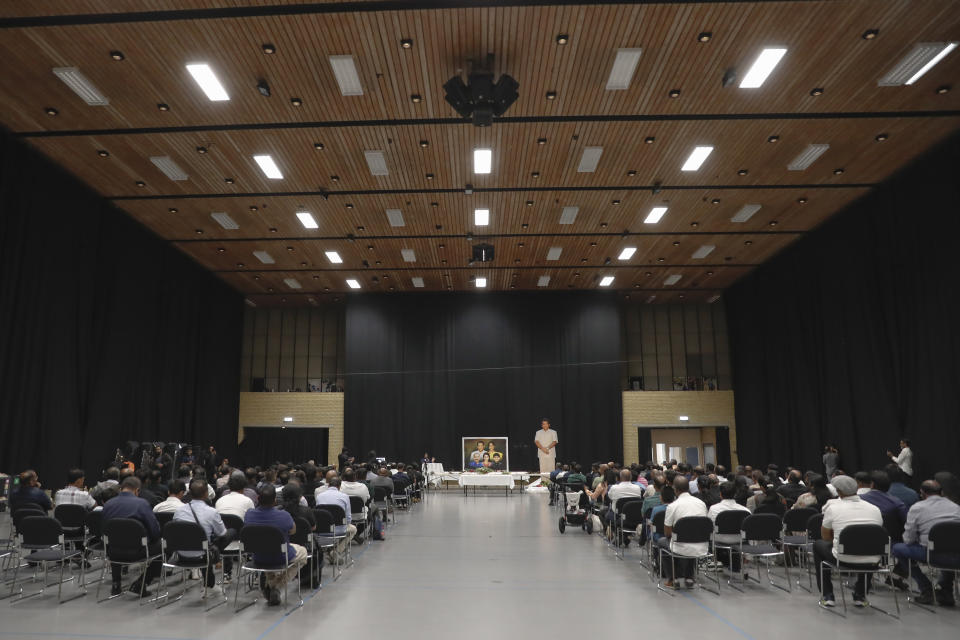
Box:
[557,480,593,534]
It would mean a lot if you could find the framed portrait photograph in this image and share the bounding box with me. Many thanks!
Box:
[462,437,509,472]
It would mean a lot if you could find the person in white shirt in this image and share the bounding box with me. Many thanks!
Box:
[886,439,913,479]
[659,476,708,587]
[340,468,370,503]
[153,478,186,513]
[55,469,96,510]
[606,469,646,526]
[534,419,558,474]
[814,475,882,607]
[215,472,255,519]
[708,481,750,572]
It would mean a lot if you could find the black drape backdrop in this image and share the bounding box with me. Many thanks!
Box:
[0,130,243,485]
[726,132,960,477]
[344,292,622,469]
[238,428,329,469]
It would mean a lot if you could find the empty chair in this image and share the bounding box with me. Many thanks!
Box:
[53,504,88,551]
[736,513,790,592]
[617,499,645,559]
[8,516,84,604]
[234,524,303,613]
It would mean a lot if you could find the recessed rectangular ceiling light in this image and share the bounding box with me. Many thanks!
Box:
[149,156,188,181]
[329,55,363,96]
[412,277,425,288]
[618,247,637,260]
[691,245,715,259]
[559,206,579,225]
[253,250,274,264]
[679,416,690,421]
[253,155,283,180]
[599,276,615,287]
[474,208,490,226]
[577,146,603,172]
[473,148,492,174]
[879,42,958,86]
[210,212,238,230]
[644,206,668,224]
[51,67,109,105]
[185,63,229,101]
[537,275,551,287]
[364,150,388,176]
[546,247,563,261]
[475,277,487,288]
[681,146,713,171]
[664,274,682,286]
[401,249,416,262]
[297,212,318,229]
[787,144,830,170]
[739,48,788,88]
[325,251,342,264]
[386,209,405,227]
[283,278,302,289]
[731,204,762,223]
[346,279,361,289]
[605,48,643,90]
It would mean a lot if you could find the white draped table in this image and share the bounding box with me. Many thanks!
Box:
[457,472,529,496]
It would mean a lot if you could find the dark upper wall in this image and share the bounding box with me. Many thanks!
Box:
[725,131,960,477]
[0,130,243,484]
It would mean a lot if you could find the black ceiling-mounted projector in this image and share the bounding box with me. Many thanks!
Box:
[444,57,519,127]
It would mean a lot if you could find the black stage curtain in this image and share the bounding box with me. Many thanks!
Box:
[238,428,328,469]
[726,132,960,477]
[344,291,622,469]
[0,130,243,485]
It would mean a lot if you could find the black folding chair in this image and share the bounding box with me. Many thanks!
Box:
[219,513,244,582]
[647,510,667,583]
[53,504,87,551]
[81,510,105,584]
[8,516,84,604]
[314,505,352,576]
[372,486,392,526]
[290,517,317,590]
[349,495,369,544]
[158,520,225,610]
[712,509,749,584]
[155,511,175,529]
[821,523,898,619]
[735,513,790,592]
[782,507,817,581]
[234,524,303,615]
[617,499,646,560]
[909,521,960,612]
[96,518,161,605]
[657,516,719,596]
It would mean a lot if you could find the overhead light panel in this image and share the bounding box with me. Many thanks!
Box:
[644,206,668,224]
[679,416,690,421]
[386,209,405,227]
[473,148,492,174]
[401,249,416,262]
[879,42,958,86]
[185,63,229,101]
[210,212,238,229]
[475,277,487,288]
[253,154,283,179]
[787,144,829,170]
[546,247,563,261]
[474,208,489,226]
[325,251,342,264]
[329,55,363,96]
[412,277,425,288]
[346,279,361,289]
[599,276,615,287]
[283,278,302,289]
[149,156,189,181]
[364,150,388,176]
[618,247,637,260]
[559,206,579,225]
[537,275,551,287]
[739,48,788,88]
[297,212,318,229]
[253,250,275,264]
[605,48,643,90]
[731,204,762,223]
[681,146,713,171]
[51,67,109,105]
[691,245,715,259]
[577,146,603,172]
[664,274,682,286]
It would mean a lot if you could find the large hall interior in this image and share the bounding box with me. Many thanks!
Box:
[1,1,959,639]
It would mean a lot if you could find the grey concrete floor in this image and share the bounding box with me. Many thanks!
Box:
[0,490,958,639]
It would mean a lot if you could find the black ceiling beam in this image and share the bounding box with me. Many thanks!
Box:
[0,1,838,29]
[171,230,803,243]
[17,110,960,138]
[211,264,754,273]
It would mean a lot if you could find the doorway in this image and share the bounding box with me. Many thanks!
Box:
[637,426,731,468]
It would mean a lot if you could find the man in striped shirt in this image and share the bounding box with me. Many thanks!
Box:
[55,469,95,510]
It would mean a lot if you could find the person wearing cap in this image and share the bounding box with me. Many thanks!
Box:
[813,474,883,608]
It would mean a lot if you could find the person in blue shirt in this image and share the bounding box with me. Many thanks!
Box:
[243,484,307,606]
[649,485,676,543]
[9,470,52,512]
[886,464,919,507]
[101,476,162,596]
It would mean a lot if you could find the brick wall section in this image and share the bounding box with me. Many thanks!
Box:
[237,392,344,467]
[622,391,739,467]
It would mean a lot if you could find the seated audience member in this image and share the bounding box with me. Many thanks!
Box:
[10,470,52,512]
[658,477,708,587]
[136,469,162,508]
[753,485,786,516]
[892,479,960,605]
[856,470,908,531]
[649,485,675,544]
[607,468,646,526]
[697,475,721,508]
[365,465,378,483]
[180,447,196,466]
[777,470,807,505]
[886,464,919,507]
[813,475,882,608]
[642,474,665,518]
[566,463,588,486]
[370,467,395,495]
[392,464,411,492]
[314,477,357,554]
[101,476,162,595]
[313,468,338,500]
[794,473,832,511]
[243,485,308,606]
[153,478,186,513]
[934,471,960,506]
[340,468,371,504]
[708,481,750,572]
[96,467,120,491]
[216,471,256,518]
[55,468,96,510]
[279,482,316,531]
[191,468,216,502]
[593,464,608,491]
[173,479,235,588]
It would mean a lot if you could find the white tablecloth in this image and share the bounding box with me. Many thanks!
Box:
[423,463,444,475]
[458,474,516,489]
